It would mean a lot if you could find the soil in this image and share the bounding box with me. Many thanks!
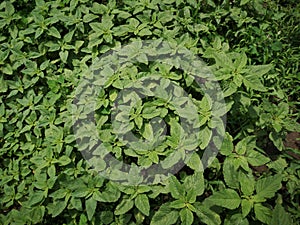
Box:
[252,132,300,174]
[284,132,300,150]
[284,132,300,160]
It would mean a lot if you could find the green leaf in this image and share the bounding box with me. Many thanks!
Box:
[64,30,75,43]
[235,138,248,155]
[239,171,255,196]
[186,152,203,172]
[86,197,97,221]
[269,132,284,151]
[256,175,282,200]
[180,208,194,225]
[48,27,61,38]
[243,74,267,92]
[151,203,179,225]
[59,51,69,63]
[248,64,273,77]
[83,14,98,23]
[223,158,240,189]
[219,132,234,156]
[135,194,150,216]
[169,118,183,140]
[170,199,185,209]
[194,204,221,225]
[241,199,253,218]
[29,206,45,224]
[28,191,45,206]
[161,150,182,169]
[271,41,282,51]
[235,52,247,70]
[199,126,212,149]
[35,28,44,39]
[79,214,88,225]
[93,183,120,202]
[224,213,249,225]
[47,200,67,217]
[267,157,287,172]
[2,64,13,75]
[139,28,152,36]
[270,203,293,225]
[246,150,270,166]
[57,155,71,166]
[184,172,204,197]
[88,157,106,171]
[141,123,154,141]
[254,203,272,224]
[99,211,114,224]
[5,2,15,16]
[168,176,185,199]
[0,76,8,92]
[49,189,67,199]
[70,197,82,211]
[90,3,108,14]
[207,189,241,209]
[240,0,251,5]
[115,198,134,215]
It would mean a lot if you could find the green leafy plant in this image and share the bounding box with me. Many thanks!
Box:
[1,0,300,224]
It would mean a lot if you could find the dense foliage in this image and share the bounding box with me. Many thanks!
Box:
[0,0,299,224]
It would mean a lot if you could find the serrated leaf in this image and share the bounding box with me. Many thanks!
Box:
[224,213,249,225]
[35,28,44,39]
[270,203,293,225]
[29,205,45,224]
[223,158,240,189]
[57,155,71,166]
[83,14,98,23]
[141,123,154,141]
[239,171,255,196]
[168,176,185,199]
[243,74,267,91]
[93,183,120,202]
[86,197,97,221]
[2,64,13,75]
[256,175,282,199]
[28,191,45,206]
[151,203,179,225]
[267,157,287,172]
[199,126,212,149]
[170,199,185,209]
[135,194,150,216]
[180,208,194,225]
[254,203,272,224]
[115,198,134,215]
[194,204,221,225]
[236,52,247,70]
[169,118,183,140]
[240,0,251,5]
[64,30,75,43]
[0,76,8,92]
[48,200,67,217]
[207,189,241,209]
[269,132,284,151]
[161,150,182,169]
[246,150,270,166]
[219,132,234,156]
[48,27,61,38]
[186,152,203,172]
[59,51,69,63]
[241,199,253,217]
[184,172,204,197]
[248,64,273,77]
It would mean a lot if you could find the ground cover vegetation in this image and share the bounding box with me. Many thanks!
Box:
[0,0,300,224]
